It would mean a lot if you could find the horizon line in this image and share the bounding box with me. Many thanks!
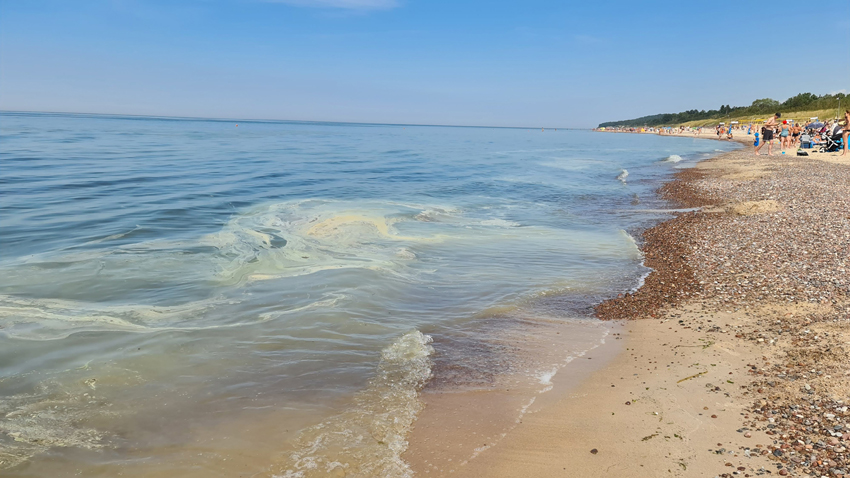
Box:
[0,109,588,131]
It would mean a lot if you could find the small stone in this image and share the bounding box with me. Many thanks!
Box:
[711,415,718,418]
[590,448,598,455]
[744,432,752,438]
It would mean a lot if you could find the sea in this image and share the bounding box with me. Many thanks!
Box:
[0,112,739,477]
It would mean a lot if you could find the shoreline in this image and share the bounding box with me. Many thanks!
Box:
[406,132,850,476]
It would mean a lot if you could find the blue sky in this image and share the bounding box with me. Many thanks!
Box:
[1,0,848,127]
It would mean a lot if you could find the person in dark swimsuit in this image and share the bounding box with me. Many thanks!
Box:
[791,124,801,147]
[755,113,780,156]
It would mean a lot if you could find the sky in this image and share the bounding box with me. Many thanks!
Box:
[1,0,848,128]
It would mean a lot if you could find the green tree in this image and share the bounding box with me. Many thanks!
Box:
[750,98,780,112]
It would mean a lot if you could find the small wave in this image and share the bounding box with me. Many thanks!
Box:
[619,230,642,258]
[411,206,461,223]
[616,169,628,183]
[394,248,417,260]
[478,218,520,228]
[661,154,683,163]
[277,330,434,478]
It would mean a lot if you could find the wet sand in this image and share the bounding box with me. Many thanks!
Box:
[405,133,850,477]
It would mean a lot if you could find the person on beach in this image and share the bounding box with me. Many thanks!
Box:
[779,120,791,150]
[841,110,850,156]
[791,123,801,147]
[754,113,781,156]
[753,127,760,151]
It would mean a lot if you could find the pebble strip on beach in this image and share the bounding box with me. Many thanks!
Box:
[596,145,850,477]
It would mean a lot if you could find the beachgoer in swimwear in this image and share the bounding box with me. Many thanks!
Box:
[755,113,780,156]
[779,120,790,150]
[842,110,850,156]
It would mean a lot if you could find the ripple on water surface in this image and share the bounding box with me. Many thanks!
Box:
[0,113,740,475]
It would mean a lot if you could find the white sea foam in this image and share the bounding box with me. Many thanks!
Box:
[661,154,683,163]
[537,368,557,393]
[277,330,433,478]
[0,379,110,469]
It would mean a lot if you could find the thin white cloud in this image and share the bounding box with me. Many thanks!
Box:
[829,89,848,95]
[265,0,398,10]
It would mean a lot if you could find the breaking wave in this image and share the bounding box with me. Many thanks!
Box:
[276,330,434,478]
[616,169,628,183]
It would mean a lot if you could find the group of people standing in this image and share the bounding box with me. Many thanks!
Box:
[598,111,850,158]
[754,111,850,156]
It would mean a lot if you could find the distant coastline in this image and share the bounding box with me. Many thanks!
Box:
[598,91,846,128]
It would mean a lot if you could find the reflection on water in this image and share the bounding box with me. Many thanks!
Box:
[0,112,739,476]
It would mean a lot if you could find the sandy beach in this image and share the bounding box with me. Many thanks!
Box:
[405,133,850,477]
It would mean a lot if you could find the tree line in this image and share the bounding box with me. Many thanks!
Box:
[598,92,847,128]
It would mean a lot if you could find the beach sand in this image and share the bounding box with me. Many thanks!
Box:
[405,134,850,477]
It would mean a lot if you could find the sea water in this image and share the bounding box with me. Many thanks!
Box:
[0,112,738,476]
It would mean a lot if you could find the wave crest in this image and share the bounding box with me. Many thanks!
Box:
[277,330,434,478]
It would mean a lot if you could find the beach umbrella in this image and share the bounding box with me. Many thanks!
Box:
[809,121,824,129]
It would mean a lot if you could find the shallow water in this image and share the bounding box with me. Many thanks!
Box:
[0,112,739,476]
